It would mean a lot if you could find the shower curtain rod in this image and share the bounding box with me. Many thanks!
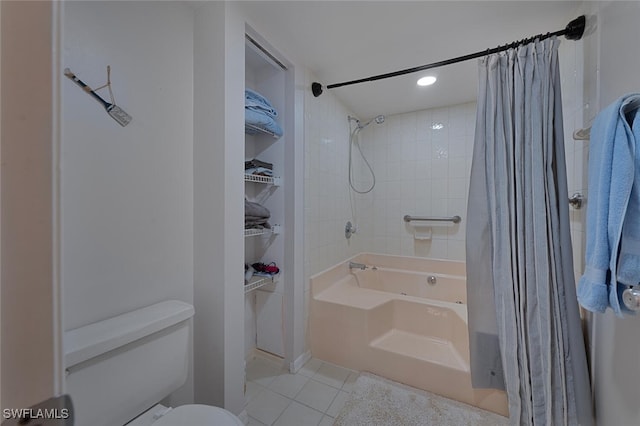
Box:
[311,15,586,97]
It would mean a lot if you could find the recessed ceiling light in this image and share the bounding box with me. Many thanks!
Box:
[417,76,437,86]
[432,123,444,130]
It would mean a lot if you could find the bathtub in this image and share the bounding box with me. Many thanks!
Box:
[310,253,508,417]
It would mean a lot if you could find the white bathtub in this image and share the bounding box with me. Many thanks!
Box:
[309,253,508,417]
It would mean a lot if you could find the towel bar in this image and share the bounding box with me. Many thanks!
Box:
[403,215,461,224]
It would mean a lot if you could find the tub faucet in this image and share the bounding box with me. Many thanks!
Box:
[349,261,367,270]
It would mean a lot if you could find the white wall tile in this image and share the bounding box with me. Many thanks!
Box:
[345,103,476,260]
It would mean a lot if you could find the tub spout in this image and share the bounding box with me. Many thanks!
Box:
[349,261,367,270]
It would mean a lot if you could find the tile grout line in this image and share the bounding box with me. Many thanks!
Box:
[269,398,294,426]
[247,356,356,424]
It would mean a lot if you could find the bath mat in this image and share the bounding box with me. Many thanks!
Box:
[334,373,508,426]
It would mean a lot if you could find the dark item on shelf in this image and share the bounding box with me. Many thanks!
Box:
[251,262,280,275]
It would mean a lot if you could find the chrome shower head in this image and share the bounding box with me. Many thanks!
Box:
[358,114,385,129]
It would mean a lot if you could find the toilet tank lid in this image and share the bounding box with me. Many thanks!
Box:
[64,300,194,368]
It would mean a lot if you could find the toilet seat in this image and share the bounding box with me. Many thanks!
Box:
[153,404,243,426]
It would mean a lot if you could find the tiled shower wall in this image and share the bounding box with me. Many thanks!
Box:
[558,21,591,283]
[303,74,364,279]
[303,71,364,352]
[352,103,476,261]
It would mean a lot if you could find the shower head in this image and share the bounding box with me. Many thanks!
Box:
[358,115,385,129]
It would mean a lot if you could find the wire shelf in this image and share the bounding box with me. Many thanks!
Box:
[244,273,279,293]
[244,173,281,186]
[244,225,280,238]
[245,123,279,138]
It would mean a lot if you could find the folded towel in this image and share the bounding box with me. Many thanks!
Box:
[617,108,640,289]
[245,167,273,177]
[245,199,270,219]
[245,159,273,170]
[245,109,283,137]
[245,89,278,118]
[578,94,640,314]
[245,220,271,230]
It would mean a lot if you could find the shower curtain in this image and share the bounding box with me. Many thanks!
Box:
[466,37,593,425]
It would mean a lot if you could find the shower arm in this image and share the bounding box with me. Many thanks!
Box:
[312,15,586,97]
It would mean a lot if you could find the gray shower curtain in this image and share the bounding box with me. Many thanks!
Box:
[466,37,593,425]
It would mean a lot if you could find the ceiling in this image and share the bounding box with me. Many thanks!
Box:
[237,1,581,119]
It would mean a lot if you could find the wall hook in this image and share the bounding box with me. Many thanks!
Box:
[64,66,132,127]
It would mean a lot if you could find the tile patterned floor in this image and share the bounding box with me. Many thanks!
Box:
[245,354,358,426]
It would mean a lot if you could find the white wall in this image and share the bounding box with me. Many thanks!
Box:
[1,0,61,410]
[193,1,245,414]
[303,74,364,277]
[580,2,640,425]
[61,0,194,404]
[354,103,476,261]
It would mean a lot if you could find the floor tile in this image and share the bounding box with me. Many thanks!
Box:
[298,358,324,377]
[319,416,335,426]
[268,372,310,399]
[341,372,359,393]
[326,390,350,418]
[246,357,283,388]
[273,401,324,426]
[295,378,340,413]
[247,416,267,426]
[245,380,266,407]
[311,363,353,389]
[246,388,291,426]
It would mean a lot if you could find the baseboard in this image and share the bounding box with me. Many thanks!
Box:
[290,350,311,373]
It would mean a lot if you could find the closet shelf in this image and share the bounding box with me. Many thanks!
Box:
[244,225,281,238]
[245,273,279,294]
[244,173,281,186]
[245,123,280,138]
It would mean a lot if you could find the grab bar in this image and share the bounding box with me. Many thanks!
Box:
[403,215,462,224]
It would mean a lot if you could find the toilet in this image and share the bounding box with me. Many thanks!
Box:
[126,404,243,426]
[64,300,243,426]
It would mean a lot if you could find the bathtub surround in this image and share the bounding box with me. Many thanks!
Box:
[467,38,592,425]
[352,103,476,261]
[335,373,508,426]
[310,253,508,416]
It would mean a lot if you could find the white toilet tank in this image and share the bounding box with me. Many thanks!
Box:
[64,300,195,426]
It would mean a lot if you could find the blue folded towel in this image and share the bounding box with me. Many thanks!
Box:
[245,108,283,137]
[618,109,640,288]
[245,89,278,118]
[578,94,640,315]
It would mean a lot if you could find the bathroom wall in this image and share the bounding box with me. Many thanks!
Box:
[303,75,364,277]
[1,0,61,410]
[353,103,475,261]
[61,0,194,404]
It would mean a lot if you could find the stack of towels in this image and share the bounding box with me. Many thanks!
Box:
[245,198,271,230]
[245,89,283,137]
[245,158,273,177]
[578,93,640,315]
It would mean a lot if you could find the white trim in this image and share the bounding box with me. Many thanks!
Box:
[289,350,311,373]
[51,0,65,396]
